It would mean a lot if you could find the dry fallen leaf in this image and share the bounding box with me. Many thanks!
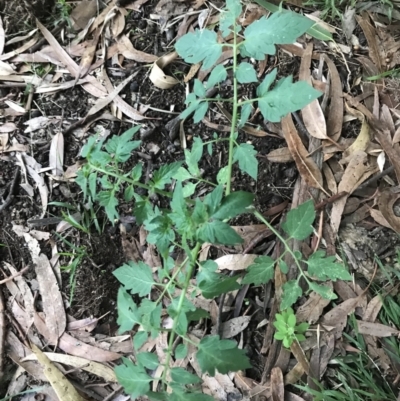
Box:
[271,367,284,401]
[296,284,332,324]
[31,344,87,401]
[49,132,64,177]
[211,316,251,338]
[215,254,257,271]
[377,187,400,233]
[117,34,157,63]
[281,114,325,192]
[357,321,400,337]
[266,147,293,163]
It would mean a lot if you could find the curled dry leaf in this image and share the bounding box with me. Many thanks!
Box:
[0,16,4,55]
[150,52,179,89]
[281,114,325,192]
[0,60,15,75]
[377,187,400,233]
[117,34,157,63]
[266,147,293,163]
[0,122,17,133]
[343,117,371,158]
[356,321,400,337]
[296,283,332,324]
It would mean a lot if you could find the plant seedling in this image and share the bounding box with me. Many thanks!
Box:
[273,308,309,348]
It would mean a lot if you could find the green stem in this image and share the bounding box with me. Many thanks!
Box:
[253,210,312,286]
[225,24,239,196]
[161,241,202,387]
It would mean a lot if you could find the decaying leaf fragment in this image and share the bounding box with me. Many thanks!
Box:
[377,187,400,233]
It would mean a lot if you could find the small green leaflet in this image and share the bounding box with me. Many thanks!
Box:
[175,344,188,359]
[242,256,275,285]
[97,191,119,221]
[236,62,258,83]
[137,352,159,370]
[258,76,322,123]
[207,65,227,89]
[185,137,203,176]
[233,143,258,180]
[117,288,141,332]
[307,250,352,281]
[220,0,242,37]
[175,29,222,70]
[212,191,254,220]
[308,282,337,300]
[238,103,253,128]
[204,185,224,216]
[193,101,209,123]
[115,358,152,399]
[196,335,252,375]
[242,12,314,59]
[197,220,243,245]
[151,162,182,189]
[105,126,141,163]
[133,331,148,349]
[257,68,277,97]
[196,260,240,298]
[113,261,155,297]
[282,200,315,240]
[170,368,201,385]
[217,166,229,185]
[193,79,206,97]
[174,167,192,182]
[131,163,143,181]
[281,280,302,310]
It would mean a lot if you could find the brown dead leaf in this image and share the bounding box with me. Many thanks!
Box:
[281,114,326,192]
[31,343,87,401]
[271,367,284,401]
[117,34,157,63]
[0,16,4,55]
[0,122,17,133]
[364,295,383,322]
[377,187,400,233]
[343,118,371,158]
[211,316,251,338]
[111,8,126,37]
[34,253,66,343]
[322,163,338,194]
[70,0,98,30]
[357,321,400,337]
[324,55,343,141]
[290,340,310,375]
[78,29,100,79]
[299,43,327,140]
[296,284,332,324]
[370,208,393,230]
[330,151,368,235]
[266,147,293,163]
[320,297,361,337]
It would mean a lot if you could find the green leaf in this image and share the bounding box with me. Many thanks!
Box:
[258,76,322,123]
[100,175,113,189]
[257,68,277,97]
[281,280,302,310]
[98,190,119,221]
[242,12,314,59]
[139,300,162,334]
[146,214,175,256]
[133,331,148,350]
[180,99,201,120]
[236,62,257,83]
[308,282,337,300]
[131,163,143,181]
[151,162,182,189]
[193,79,206,97]
[168,390,214,401]
[182,182,197,197]
[242,256,275,285]
[296,322,309,334]
[115,357,152,399]
[220,0,242,37]
[171,368,201,384]
[124,185,134,202]
[193,101,209,123]
[233,143,258,180]
[187,307,209,321]
[282,200,315,240]
[81,136,97,158]
[207,141,213,156]
[113,261,155,297]
[88,172,97,199]
[116,288,141,332]
[207,64,227,89]
[307,250,352,282]
[279,260,289,274]
[175,29,222,70]
[238,103,253,128]
[204,185,224,216]
[175,344,188,360]
[217,166,229,185]
[174,167,192,182]
[196,336,251,375]
[105,126,141,163]
[185,137,203,176]
[197,220,243,245]
[137,352,159,370]
[212,191,254,220]
[197,260,241,298]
